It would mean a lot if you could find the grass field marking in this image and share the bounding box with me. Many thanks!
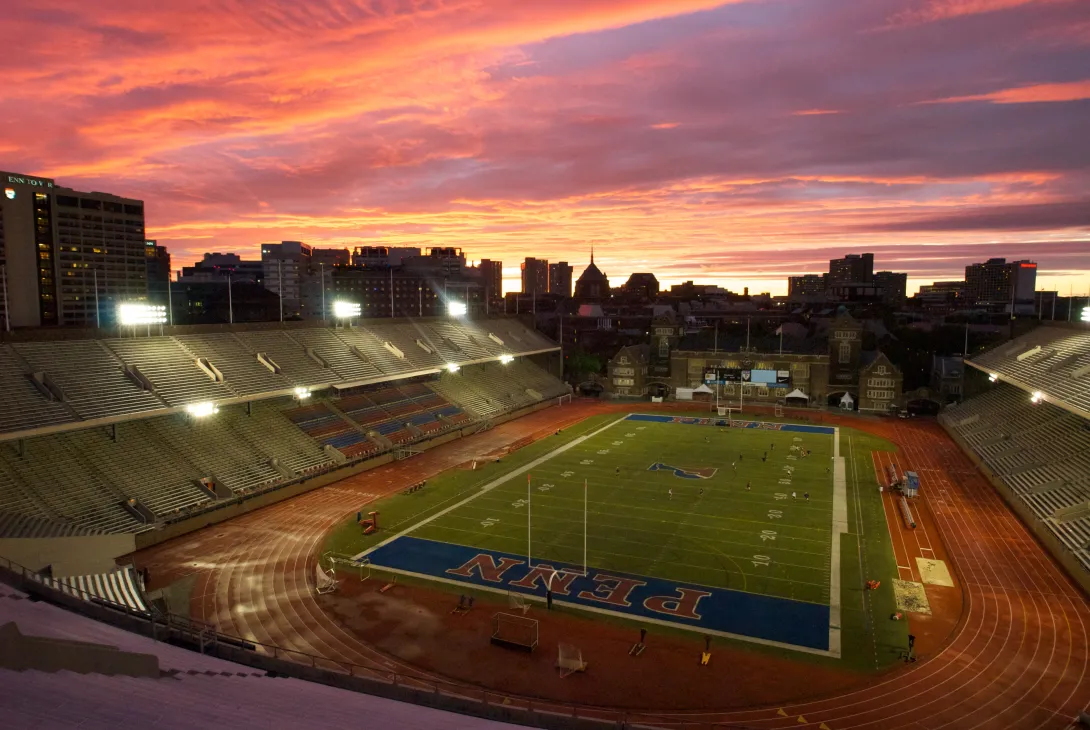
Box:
[828,426,846,657]
[468,491,833,541]
[365,562,839,658]
[357,415,631,560]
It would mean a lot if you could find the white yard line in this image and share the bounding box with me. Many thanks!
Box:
[828,426,847,659]
[354,415,629,561]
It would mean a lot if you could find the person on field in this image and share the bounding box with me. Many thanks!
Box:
[746,481,751,491]
[792,491,797,500]
[668,488,674,500]
[804,492,810,501]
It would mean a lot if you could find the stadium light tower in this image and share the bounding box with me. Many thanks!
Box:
[988,373,999,383]
[117,302,167,336]
[1081,305,1090,323]
[448,300,468,317]
[332,300,360,325]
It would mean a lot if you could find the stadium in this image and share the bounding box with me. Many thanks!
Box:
[1,316,1088,729]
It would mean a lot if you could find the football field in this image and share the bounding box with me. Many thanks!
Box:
[356,414,845,654]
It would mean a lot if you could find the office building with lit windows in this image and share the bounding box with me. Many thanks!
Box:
[1,171,148,329]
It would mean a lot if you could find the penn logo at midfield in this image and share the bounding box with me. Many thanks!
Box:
[647,463,718,479]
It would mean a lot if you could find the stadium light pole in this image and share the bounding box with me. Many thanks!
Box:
[527,473,532,569]
[584,478,588,576]
[226,273,233,325]
[320,262,326,322]
[278,260,283,323]
[93,269,101,329]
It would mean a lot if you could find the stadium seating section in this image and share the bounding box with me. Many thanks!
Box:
[0,318,567,537]
[945,324,1090,573]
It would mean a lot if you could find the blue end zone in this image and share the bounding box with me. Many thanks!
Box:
[626,413,835,435]
[366,536,830,651]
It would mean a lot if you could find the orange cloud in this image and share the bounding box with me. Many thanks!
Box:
[920,79,1090,104]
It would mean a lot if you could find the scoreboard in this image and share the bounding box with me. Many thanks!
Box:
[704,367,790,387]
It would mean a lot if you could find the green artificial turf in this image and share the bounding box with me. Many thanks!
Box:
[323,411,909,671]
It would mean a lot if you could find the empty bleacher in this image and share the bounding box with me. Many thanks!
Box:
[0,344,76,434]
[232,330,335,386]
[174,333,293,396]
[11,340,165,420]
[941,381,1090,571]
[969,325,1090,417]
[283,401,376,459]
[103,337,233,408]
[0,436,141,534]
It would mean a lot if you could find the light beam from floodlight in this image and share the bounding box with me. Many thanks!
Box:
[333,300,361,319]
[186,401,219,418]
[117,302,167,326]
[499,354,514,364]
[448,301,467,317]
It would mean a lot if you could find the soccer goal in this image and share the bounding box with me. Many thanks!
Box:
[314,563,338,595]
[491,612,539,652]
[323,552,370,581]
[508,591,531,614]
[557,643,588,677]
[558,393,573,406]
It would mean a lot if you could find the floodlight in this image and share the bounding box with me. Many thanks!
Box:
[294,386,311,399]
[446,363,460,373]
[4,188,14,200]
[1030,391,1043,404]
[1081,306,1090,323]
[332,300,361,319]
[988,373,999,383]
[117,302,167,326]
[448,301,468,317]
[499,354,514,364]
[186,401,219,418]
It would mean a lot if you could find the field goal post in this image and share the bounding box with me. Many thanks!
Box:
[557,643,587,677]
[491,612,539,651]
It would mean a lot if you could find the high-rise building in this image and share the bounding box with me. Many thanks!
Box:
[1,170,148,328]
[521,257,549,296]
[329,267,483,318]
[965,258,1037,306]
[787,274,827,297]
[261,241,312,319]
[178,252,263,284]
[828,253,874,286]
[351,246,420,267]
[145,240,171,309]
[873,271,908,307]
[548,261,573,297]
[479,258,503,300]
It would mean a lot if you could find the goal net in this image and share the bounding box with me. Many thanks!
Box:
[508,591,531,614]
[490,612,539,651]
[557,643,587,677]
[322,553,370,581]
[314,563,338,594]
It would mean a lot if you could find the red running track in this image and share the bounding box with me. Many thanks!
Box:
[134,404,1090,729]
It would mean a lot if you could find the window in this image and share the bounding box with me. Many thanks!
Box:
[867,389,893,399]
[839,341,851,362]
[869,378,894,388]
[876,365,889,375]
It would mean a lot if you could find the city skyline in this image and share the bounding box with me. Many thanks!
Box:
[2,1,1089,296]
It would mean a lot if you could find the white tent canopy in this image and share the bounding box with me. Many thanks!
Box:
[785,388,809,400]
[693,384,714,394]
[839,392,855,410]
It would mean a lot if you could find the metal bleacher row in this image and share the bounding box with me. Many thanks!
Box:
[0,317,558,436]
[967,325,1090,419]
[0,351,568,535]
[940,381,1090,572]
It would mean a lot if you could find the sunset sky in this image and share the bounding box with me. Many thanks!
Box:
[2,0,1088,296]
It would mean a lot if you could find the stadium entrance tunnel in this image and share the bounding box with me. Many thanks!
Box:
[577,381,603,397]
[647,382,669,398]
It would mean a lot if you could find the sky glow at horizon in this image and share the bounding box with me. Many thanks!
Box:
[1,0,1088,295]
